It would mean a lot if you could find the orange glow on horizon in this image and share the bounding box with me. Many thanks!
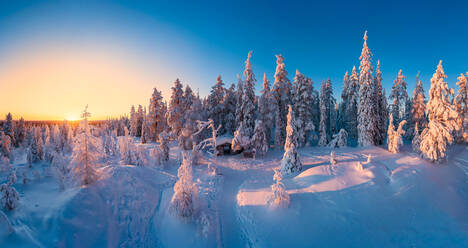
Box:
[0,45,175,121]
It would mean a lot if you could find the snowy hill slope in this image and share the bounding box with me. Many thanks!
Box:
[1,144,467,247]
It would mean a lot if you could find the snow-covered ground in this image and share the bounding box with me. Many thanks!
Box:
[1,143,468,247]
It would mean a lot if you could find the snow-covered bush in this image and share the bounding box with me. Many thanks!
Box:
[120,127,137,165]
[232,122,251,153]
[328,129,348,148]
[170,151,198,220]
[330,151,337,165]
[1,174,19,210]
[280,106,302,174]
[134,145,148,167]
[268,168,290,208]
[0,157,10,172]
[387,113,406,154]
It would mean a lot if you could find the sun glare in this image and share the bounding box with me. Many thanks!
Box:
[65,114,80,121]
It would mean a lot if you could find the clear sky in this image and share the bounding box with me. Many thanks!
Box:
[0,0,467,120]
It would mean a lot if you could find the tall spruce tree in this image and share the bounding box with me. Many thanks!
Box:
[374,60,388,144]
[292,70,314,146]
[272,55,291,148]
[167,78,185,136]
[357,31,378,146]
[258,73,275,145]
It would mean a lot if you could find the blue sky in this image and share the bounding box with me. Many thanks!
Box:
[0,0,467,118]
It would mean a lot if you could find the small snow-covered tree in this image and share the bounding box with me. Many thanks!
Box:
[412,123,422,153]
[387,113,406,154]
[103,130,119,157]
[251,120,269,157]
[420,61,460,162]
[292,70,315,146]
[280,106,302,174]
[231,122,251,153]
[167,79,185,136]
[70,106,101,185]
[159,131,170,163]
[330,150,337,166]
[129,105,137,136]
[272,55,292,148]
[268,168,289,208]
[454,72,468,142]
[120,127,137,164]
[357,31,378,146]
[170,151,198,220]
[328,129,348,148]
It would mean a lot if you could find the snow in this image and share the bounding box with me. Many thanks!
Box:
[1,139,468,247]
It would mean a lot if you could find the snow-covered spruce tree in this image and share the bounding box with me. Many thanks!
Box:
[251,120,269,157]
[183,85,195,120]
[389,70,409,126]
[1,176,19,210]
[374,60,388,145]
[238,51,257,139]
[159,131,170,163]
[280,106,302,174]
[357,31,378,146]
[346,66,360,140]
[167,78,185,136]
[136,105,145,137]
[420,61,460,162]
[148,88,167,142]
[338,71,350,132]
[223,84,237,136]
[311,83,321,138]
[411,72,427,135]
[292,70,315,147]
[70,106,101,185]
[170,151,198,220]
[454,72,468,142]
[129,105,137,136]
[14,117,26,147]
[258,73,275,145]
[235,74,244,127]
[268,168,289,208]
[27,127,43,166]
[0,132,12,161]
[272,55,292,148]
[3,113,15,147]
[207,75,226,134]
[412,123,422,153]
[328,129,348,148]
[387,113,406,154]
[318,79,335,146]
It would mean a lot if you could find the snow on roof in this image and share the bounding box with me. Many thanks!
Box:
[216,135,233,146]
